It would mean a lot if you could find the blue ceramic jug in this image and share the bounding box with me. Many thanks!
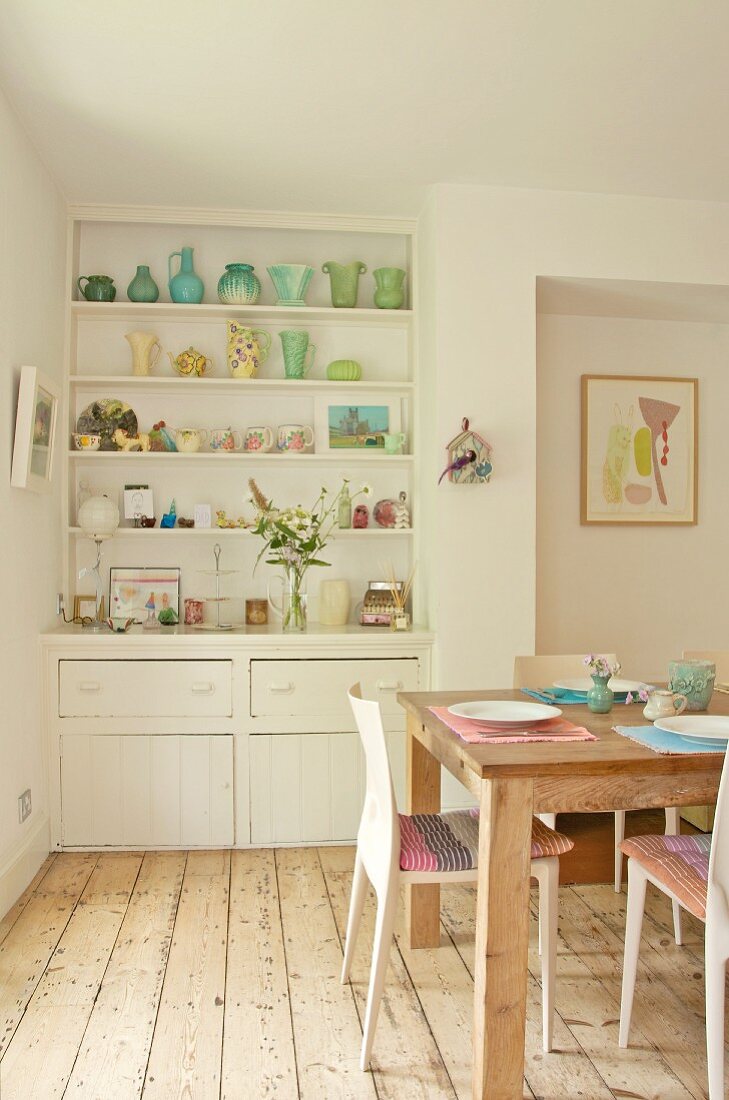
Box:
[168,247,204,304]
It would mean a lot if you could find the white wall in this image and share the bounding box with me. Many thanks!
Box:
[537,313,729,681]
[0,87,66,909]
[420,184,729,688]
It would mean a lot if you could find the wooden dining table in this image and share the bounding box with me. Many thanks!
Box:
[397,688,729,1100]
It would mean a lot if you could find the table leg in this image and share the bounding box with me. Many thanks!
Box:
[473,776,533,1100]
[405,711,442,948]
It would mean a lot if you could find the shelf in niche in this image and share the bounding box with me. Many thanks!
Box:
[70,301,412,327]
[67,525,414,539]
[69,375,414,395]
[67,451,414,466]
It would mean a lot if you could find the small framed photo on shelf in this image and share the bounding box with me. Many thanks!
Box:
[109,567,181,624]
[314,396,401,452]
[73,594,102,622]
[123,486,154,522]
[11,365,60,492]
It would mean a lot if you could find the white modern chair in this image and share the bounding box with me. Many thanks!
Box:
[618,747,729,1099]
[514,654,681,910]
[341,683,575,1070]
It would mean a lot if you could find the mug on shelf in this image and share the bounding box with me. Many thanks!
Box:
[244,426,274,452]
[174,427,208,453]
[184,598,204,625]
[383,432,407,455]
[209,427,243,452]
[668,659,716,712]
[277,423,314,452]
[642,688,688,721]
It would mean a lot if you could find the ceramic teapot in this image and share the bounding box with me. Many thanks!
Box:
[642,688,688,721]
[167,346,212,377]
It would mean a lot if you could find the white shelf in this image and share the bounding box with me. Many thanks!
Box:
[69,374,414,395]
[71,300,412,327]
[67,450,414,466]
[67,525,414,539]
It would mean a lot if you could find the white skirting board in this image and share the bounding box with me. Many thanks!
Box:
[0,813,50,921]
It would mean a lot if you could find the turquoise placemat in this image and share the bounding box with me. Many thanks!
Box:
[522,687,632,706]
[614,724,727,755]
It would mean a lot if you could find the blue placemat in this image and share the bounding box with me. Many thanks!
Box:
[614,724,727,754]
[522,687,633,706]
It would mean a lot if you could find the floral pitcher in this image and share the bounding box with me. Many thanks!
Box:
[227,320,271,378]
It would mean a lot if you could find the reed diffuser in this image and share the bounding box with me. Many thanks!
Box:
[381,560,416,631]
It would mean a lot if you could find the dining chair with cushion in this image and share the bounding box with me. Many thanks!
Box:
[341,683,574,1070]
[514,654,681,905]
[618,747,729,1099]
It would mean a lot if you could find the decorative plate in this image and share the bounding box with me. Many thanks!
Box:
[654,716,729,744]
[76,399,138,451]
[447,700,561,726]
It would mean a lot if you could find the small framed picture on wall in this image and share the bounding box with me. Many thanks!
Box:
[11,365,60,492]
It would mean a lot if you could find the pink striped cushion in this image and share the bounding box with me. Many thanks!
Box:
[398,809,574,872]
[619,834,712,920]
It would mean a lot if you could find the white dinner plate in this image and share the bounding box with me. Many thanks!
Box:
[553,678,645,695]
[447,700,562,726]
[654,716,729,743]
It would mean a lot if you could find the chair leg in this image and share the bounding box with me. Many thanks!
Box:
[619,858,648,1047]
[704,924,727,1100]
[614,810,626,892]
[341,850,369,984]
[534,857,558,1053]
[360,876,399,1071]
[663,806,683,945]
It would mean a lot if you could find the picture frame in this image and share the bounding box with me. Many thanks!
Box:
[73,594,103,622]
[314,395,402,452]
[11,365,60,492]
[109,567,181,624]
[123,487,154,522]
[580,374,698,525]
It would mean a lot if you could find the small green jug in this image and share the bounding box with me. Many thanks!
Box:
[77,274,116,302]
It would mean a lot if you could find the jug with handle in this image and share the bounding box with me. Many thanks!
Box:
[642,689,688,721]
[125,331,161,376]
[227,321,271,378]
[77,274,116,302]
[280,330,316,379]
[168,246,204,304]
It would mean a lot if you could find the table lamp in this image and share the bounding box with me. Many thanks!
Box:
[77,494,119,628]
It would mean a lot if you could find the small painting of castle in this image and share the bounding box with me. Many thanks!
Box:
[328,405,389,448]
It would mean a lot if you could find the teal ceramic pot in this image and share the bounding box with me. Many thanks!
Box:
[217,263,261,304]
[322,261,367,308]
[668,659,716,711]
[77,274,116,302]
[373,267,406,309]
[168,246,204,304]
[587,674,614,714]
[326,359,362,381]
[267,264,314,306]
[127,265,159,303]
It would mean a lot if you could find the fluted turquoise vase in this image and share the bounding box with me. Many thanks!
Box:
[168,246,204,304]
[127,265,159,303]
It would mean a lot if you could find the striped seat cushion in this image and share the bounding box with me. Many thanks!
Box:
[619,834,712,920]
[399,809,574,872]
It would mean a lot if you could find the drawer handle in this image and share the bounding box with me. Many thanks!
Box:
[268,682,295,695]
[376,680,404,693]
[78,681,101,693]
[191,682,216,695]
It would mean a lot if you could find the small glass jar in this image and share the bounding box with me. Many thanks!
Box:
[389,610,411,632]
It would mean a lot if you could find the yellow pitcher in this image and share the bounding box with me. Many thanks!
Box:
[227,320,271,378]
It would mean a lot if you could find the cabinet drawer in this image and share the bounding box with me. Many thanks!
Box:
[59,660,233,718]
[250,658,418,723]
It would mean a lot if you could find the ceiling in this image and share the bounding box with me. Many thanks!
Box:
[1,1,729,216]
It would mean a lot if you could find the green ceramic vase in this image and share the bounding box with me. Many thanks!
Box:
[373,267,406,309]
[127,265,159,303]
[587,674,614,714]
[322,261,367,307]
[217,263,261,304]
[168,246,204,304]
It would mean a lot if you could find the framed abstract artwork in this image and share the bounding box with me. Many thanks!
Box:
[109,567,180,624]
[10,365,60,492]
[581,375,698,525]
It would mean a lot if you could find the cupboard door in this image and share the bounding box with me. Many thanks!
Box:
[60,734,233,847]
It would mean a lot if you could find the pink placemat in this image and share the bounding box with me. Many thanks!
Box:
[429,707,598,745]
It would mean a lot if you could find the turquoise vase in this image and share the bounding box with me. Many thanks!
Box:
[168,246,204,304]
[127,265,159,303]
[373,267,406,309]
[587,674,614,714]
[217,263,261,304]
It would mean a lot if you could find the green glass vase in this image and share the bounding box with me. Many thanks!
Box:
[587,674,614,714]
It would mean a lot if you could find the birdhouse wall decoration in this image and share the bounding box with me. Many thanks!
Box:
[439,418,494,485]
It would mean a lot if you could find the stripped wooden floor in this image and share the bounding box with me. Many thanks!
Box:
[0,847,724,1099]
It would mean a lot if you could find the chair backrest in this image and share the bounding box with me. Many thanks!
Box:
[682,650,729,682]
[706,745,729,921]
[513,653,618,689]
[348,684,400,891]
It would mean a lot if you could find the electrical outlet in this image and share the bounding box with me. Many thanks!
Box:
[56,592,64,616]
[18,789,31,824]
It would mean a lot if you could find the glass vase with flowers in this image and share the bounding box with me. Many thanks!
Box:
[248,478,371,631]
[583,654,622,713]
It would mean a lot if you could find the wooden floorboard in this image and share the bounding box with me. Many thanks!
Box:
[0,846,721,1100]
